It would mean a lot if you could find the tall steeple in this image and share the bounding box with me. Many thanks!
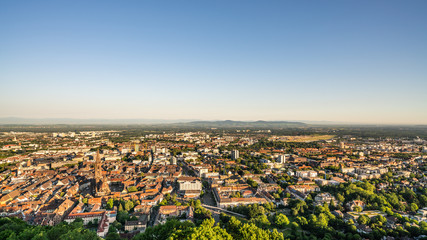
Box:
[94,150,102,182]
[93,149,110,196]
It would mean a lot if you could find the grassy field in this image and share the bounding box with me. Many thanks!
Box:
[347,210,385,218]
[0,152,16,160]
[281,135,335,142]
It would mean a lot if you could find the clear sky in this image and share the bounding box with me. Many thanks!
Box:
[1,1,426,124]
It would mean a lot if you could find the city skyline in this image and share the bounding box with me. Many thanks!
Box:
[1,1,427,124]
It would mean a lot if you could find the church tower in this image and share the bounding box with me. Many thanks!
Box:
[94,150,102,183]
[94,150,110,196]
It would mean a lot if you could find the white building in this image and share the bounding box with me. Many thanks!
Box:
[276,155,286,164]
[296,170,317,178]
[170,156,177,165]
[314,192,337,206]
[178,178,202,191]
[231,150,239,160]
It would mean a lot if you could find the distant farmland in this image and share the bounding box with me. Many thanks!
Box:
[269,135,335,142]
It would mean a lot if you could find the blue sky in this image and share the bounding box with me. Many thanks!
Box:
[1,1,426,124]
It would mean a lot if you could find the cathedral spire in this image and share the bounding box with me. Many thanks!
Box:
[93,149,110,196]
[94,150,102,182]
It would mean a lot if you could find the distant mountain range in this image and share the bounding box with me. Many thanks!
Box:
[0,118,306,128]
[2,118,423,128]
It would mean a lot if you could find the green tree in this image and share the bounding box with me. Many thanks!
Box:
[124,200,134,212]
[295,216,308,226]
[127,186,138,193]
[357,215,370,225]
[7,232,20,240]
[170,218,232,240]
[106,199,114,210]
[308,214,318,226]
[270,228,284,240]
[289,199,308,216]
[353,206,362,212]
[133,219,194,240]
[105,231,121,240]
[373,215,387,225]
[194,206,212,222]
[246,178,258,188]
[410,203,419,212]
[248,204,265,219]
[250,214,271,228]
[117,211,129,224]
[238,223,284,240]
[316,213,329,228]
[225,217,242,239]
[336,193,345,203]
[275,213,290,228]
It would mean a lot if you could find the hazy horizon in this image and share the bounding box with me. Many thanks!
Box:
[0,116,426,126]
[1,1,426,124]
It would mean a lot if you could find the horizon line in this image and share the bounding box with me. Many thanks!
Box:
[0,117,426,126]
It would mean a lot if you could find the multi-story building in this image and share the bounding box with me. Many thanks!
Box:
[295,170,317,178]
[177,177,202,191]
[231,150,239,160]
[276,155,286,164]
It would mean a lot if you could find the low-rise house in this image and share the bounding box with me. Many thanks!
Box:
[332,210,344,218]
[64,211,105,225]
[357,224,373,234]
[286,184,320,200]
[314,192,337,206]
[0,190,20,205]
[155,205,193,225]
[124,214,149,232]
[346,200,365,211]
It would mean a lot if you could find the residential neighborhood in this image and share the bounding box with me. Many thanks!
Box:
[0,127,426,239]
